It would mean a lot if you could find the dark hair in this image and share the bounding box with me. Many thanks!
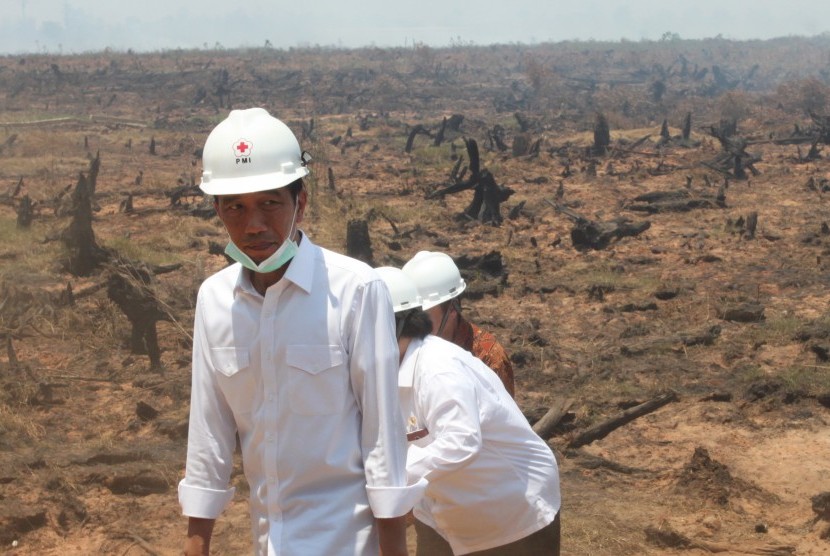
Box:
[396,308,433,339]
[286,178,304,201]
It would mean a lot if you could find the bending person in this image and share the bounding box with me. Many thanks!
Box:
[402,251,515,397]
[376,266,561,556]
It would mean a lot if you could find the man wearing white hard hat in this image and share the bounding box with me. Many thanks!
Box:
[178,108,423,556]
[402,251,515,398]
[375,267,561,555]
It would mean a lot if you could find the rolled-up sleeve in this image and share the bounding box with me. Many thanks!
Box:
[350,278,426,518]
[178,289,238,519]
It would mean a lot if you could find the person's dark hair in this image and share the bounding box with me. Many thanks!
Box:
[396,308,433,339]
[286,178,304,201]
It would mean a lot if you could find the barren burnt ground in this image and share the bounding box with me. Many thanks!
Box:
[1,37,830,555]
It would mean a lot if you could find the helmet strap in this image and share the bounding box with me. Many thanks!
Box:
[395,310,414,340]
[436,299,460,336]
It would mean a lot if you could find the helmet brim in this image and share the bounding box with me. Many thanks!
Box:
[200,166,309,195]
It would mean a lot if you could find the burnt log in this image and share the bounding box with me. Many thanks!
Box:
[567,391,678,449]
[571,217,650,250]
[532,397,573,440]
[626,187,726,214]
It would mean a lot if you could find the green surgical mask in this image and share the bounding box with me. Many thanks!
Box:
[224,203,299,274]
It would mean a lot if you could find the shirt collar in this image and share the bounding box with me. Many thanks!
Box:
[231,231,315,297]
[398,336,424,388]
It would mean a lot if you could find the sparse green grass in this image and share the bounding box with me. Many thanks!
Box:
[0,214,66,284]
[552,259,661,293]
[779,364,830,394]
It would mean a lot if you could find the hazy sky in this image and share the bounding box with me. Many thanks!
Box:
[1,0,829,54]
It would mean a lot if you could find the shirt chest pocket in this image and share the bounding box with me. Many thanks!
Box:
[210,347,250,377]
[285,345,349,415]
[210,347,255,414]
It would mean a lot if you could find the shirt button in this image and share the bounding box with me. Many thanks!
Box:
[268,476,276,484]
[268,392,275,402]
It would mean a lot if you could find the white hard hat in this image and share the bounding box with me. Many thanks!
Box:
[375,267,422,314]
[402,251,466,310]
[200,107,309,195]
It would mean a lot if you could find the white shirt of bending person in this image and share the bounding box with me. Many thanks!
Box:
[399,335,561,555]
[179,234,424,555]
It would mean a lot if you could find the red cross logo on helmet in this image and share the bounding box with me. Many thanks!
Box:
[233,139,253,157]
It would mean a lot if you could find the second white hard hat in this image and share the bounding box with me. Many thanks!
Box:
[402,251,466,311]
[375,267,422,314]
[199,107,309,195]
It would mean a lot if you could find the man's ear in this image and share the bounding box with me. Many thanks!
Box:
[295,189,308,224]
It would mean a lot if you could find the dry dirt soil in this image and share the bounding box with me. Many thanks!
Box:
[1,39,830,555]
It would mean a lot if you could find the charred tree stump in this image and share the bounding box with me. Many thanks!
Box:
[327,167,336,191]
[488,125,508,152]
[16,195,33,228]
[682,112,692,141]
[705,122,760,180]
[60,154,110,276]
[405,125,430,153]
[433,117,448,146]
[593,113,611,155]
[149,137,156,155]
[659,119,671,144]
[428,139,513,225]
[446,114,464,131]
[512,134,531,156]
[106,261,168,370]
[514,112,531,132]
[119,193,134,214]
[346,219,374,266]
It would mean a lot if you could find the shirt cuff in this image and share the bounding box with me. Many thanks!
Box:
[366,477,428,518]
[178,479,236,519]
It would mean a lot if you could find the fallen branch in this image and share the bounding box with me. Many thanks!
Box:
[645,523,795,555]
[567,391,678,449]
[532,397,573,440]
[565,448,649,474]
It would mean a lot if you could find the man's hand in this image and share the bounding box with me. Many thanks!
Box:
[377,515,408,556]
[183,517,215,556]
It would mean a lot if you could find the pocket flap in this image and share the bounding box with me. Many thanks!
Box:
[210,347,250,377]
[286,345,345,375]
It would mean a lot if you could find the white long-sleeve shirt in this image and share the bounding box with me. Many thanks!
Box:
[399,335,561,555]
[179,235,423,555]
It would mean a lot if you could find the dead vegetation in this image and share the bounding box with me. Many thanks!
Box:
[2,36,830,554]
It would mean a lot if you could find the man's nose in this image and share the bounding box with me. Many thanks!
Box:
[244,208,268,234]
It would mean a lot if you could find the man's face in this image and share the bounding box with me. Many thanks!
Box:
[215,187,306,264]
